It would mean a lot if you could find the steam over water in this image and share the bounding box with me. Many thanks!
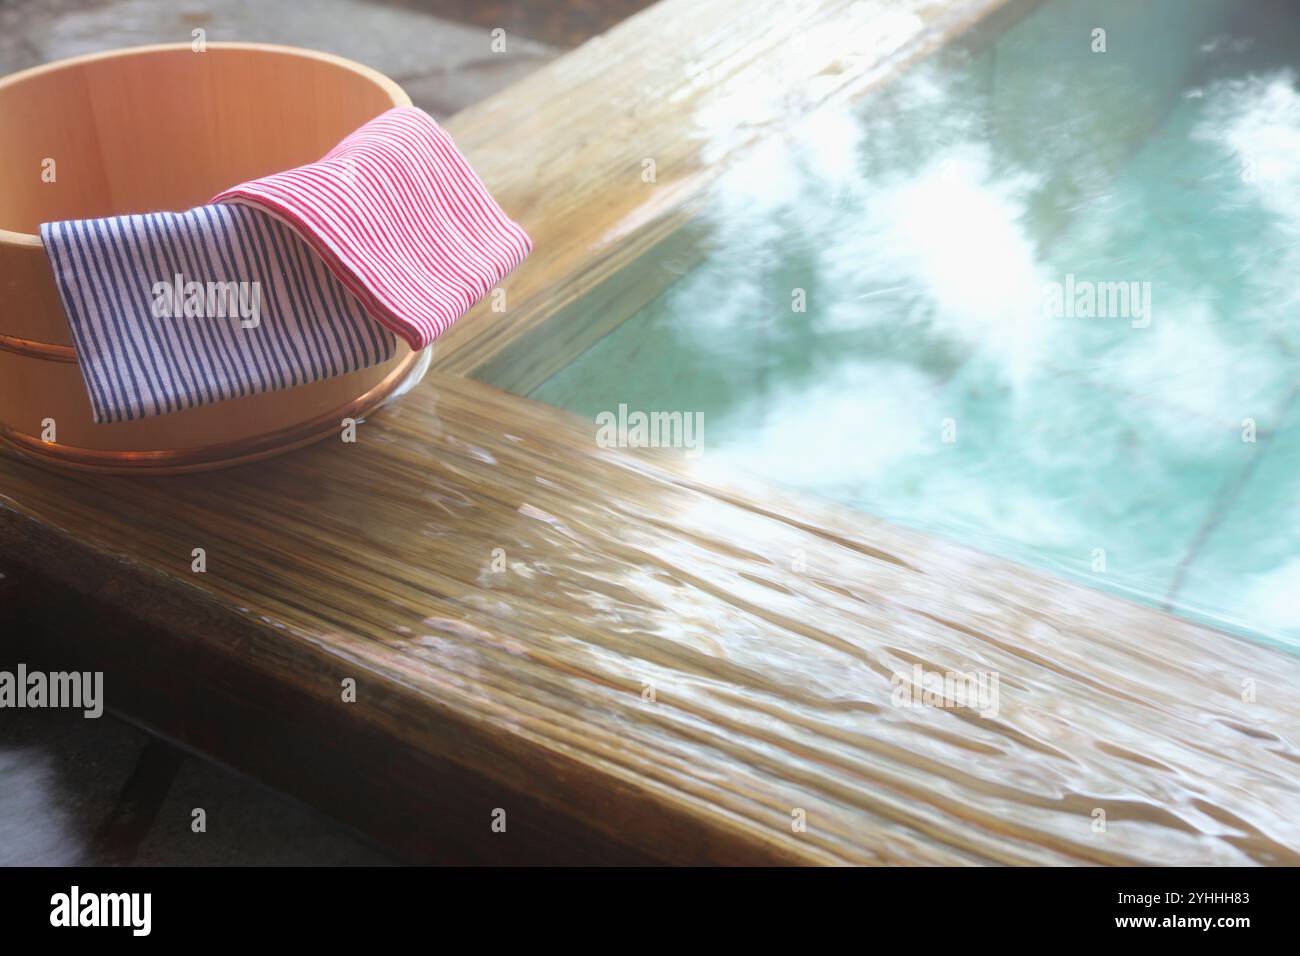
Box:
[529,0,1300,651]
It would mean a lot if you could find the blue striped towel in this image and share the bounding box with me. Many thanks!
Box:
[41,204,396,424]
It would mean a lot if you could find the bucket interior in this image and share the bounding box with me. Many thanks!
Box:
[0,46,401,236]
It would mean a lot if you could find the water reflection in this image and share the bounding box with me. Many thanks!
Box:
[533,0,1300,648]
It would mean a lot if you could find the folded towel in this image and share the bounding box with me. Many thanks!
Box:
[214,107,532,352]
[41,107,530,424]
[42,205,396,423]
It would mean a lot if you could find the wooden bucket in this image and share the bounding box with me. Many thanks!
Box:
[0,43,426,474]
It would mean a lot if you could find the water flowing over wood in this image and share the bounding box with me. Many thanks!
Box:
[3,372,1299,865]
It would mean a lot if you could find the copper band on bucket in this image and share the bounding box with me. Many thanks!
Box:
[0,345,428,474]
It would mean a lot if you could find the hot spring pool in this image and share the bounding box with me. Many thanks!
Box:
[492,0,1300,651]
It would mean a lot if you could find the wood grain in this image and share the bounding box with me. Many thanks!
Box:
[3,372,1299,865]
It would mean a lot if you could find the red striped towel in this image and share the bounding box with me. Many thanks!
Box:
[213,107,531,351]
[43,106,531,423]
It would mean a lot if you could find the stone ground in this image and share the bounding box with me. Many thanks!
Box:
[1,708,396,865]
[0,0,651,866]
[0,0,560,119]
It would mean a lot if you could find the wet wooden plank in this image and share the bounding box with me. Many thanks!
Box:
[2,565,659,865]
[3,372,1300,865]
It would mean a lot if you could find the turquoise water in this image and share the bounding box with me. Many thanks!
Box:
[519,0,1300,649]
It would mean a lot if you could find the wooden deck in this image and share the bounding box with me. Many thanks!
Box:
[3,0,1300,865]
